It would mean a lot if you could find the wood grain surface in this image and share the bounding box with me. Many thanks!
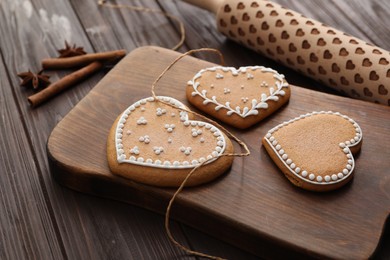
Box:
[48,46,390,259]
[0,0,389,259]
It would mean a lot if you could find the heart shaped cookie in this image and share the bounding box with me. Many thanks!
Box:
[262,111,363,191]
[107,96,234,187]
[187,66,291,129]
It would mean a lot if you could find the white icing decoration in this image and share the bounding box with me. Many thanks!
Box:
[115,96,227,169]
[165,124,175,133]
[139,135,150,144]
[153,146,164,155]
[264,111,363,185]
[188,66,289,118]
[216,73,224,79]
[130,146,140,155]
[137,117,147,125]
[260,81,268,87]
[180,146,192,156]
[156,107,167,116]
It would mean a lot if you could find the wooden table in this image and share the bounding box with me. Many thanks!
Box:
[0,0,389,259]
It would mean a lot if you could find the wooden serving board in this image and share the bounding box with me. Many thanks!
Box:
[48,46,390,259]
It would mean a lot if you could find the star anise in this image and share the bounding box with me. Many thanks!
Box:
[57,41,87,58]
[17,70,51,90]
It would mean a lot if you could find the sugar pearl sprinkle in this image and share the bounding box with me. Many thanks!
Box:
[216,73,224,79]
[156,107,167,116]
[137,117,147,125]
[164,123,175,133]
[130,146,140,155]
[153,146,164,155]
[180,146,192,155]
[223,88,231,94]
[260,81,268,87]
[191,128,203,137]
[247,73,254,80]
[264,111,362,184]
[139,135,150,144]
[115,96,228,168]
[241,97,249,103]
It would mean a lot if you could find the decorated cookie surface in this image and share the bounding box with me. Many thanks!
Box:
[187,66,291,129]
[262,111,363,192]
[107,96,234,187]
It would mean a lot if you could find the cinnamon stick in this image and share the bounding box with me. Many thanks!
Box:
[28,61,103,108]
[42,50,126,69]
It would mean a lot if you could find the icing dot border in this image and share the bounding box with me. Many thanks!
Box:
[188,66,289,118]
[264,111,363,185]
[115,96,227,169]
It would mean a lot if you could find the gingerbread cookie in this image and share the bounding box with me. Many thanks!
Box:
[107,96,234,187]
[187,66,291,129]
[262,111,363,191]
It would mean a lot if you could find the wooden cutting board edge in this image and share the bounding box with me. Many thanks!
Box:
[46,46,390,259]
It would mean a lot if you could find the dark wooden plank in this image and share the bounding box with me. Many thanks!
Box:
[0,52,64,259]
[70,0,185,51]
[1,0,389,259]
[0,1,194,259]
[180,226,260,260]
[47,46,390,259]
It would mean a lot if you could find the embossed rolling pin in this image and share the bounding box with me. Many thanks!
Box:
[182,0,390,105]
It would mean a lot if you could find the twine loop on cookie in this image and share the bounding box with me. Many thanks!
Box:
[151,48,250,260]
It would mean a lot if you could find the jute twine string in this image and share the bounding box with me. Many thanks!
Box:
[97,2,249,257]
[98,0,185,51]
[151,48,250,259]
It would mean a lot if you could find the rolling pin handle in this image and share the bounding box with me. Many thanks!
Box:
[181,0,223,14]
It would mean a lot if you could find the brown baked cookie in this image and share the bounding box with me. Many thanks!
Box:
[262,111,363,192]
[107,96,234,187]
[187,66,291,129]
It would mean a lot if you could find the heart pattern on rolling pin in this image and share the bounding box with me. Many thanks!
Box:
[217,0,390,105]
